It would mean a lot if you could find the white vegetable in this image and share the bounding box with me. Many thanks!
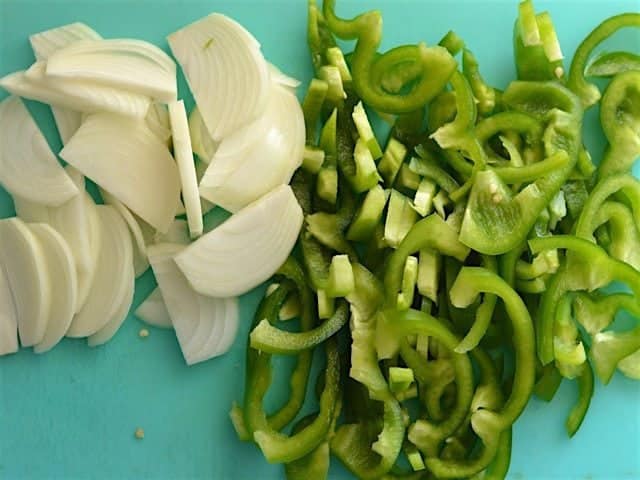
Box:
[175,184,302,297]
[67,206,133,337]
[101,189,149,277]
[175,198,186,217]
[168,13,270,141]
[168,100,203,238]
[146,103,171,145]
[199,82,304,212]
[135,288,172,329]
[30,22,102,144]
[77,192,102,312]
[148,243,238,364]
[188,107,217,163]
[0,218,51,347]
[0,96,79,206]
[46,39,177,103]
[60,112,181,233]
[153,219,191,246]
[30,224,78,354]
[0,267,19,355]
[1,63,150,117]
[268,63,301,89]
[195,159,216,215]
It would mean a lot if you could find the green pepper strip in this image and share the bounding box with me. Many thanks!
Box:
[380,309,474,457]
[573,292,640,336]
[408,156,461,194]
[322,0,457,114]
[567,13,640,108]
[590,201,640,270]
[598,71,640,178]
[591,325,640,385]
[474,111,543,148]
[308,0,338,74]
[585,51,640,78]
[493,150,570,184]
[250,300,348,354]
[534,363,563,402]
[566,360,594,438]
[470,428,512,480]
[463,48,496,117]
[284,414,331,480]
[253,337,340,463]
[450,267,536,431]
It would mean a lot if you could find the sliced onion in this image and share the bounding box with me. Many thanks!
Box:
[268,63,301,89]
[77,192,102,312]
[0,218,51,347]
[195,159,216,215]
[101,189,149,277]
[135,288,172,329]
[199,82,304,212]
[0,96,79,206]
[46,39,177,103]
[60,112,181,233]
[30,224,78,354]
[30,22,102,144]
[175,184,303,297]
[168,13,270,141]
[67,205,133,337]
[0,266,19,356]
[188,107,218,163]
[1,63,150,117]
[153,219,191,246]
[169,100,203,238]
[148,243,238,364]
[146,103,171,145]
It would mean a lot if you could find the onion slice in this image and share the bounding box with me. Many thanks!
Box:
[135,288,173,329]
[175,184,303,297]
[199,82,304,212]
[30,224,78,354]
[268,63,301,89]
[0,267,19,355]
[0,218,51,347]
[1,64,150,118]
[168,13,270,141]
[0,96,79,206]
[188,107,217,163]
[66,205,133,337]
[46,39,177,103]
[168,100,203,238]
[60,112,181,233]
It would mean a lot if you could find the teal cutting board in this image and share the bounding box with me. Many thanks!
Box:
[1,0,639,479]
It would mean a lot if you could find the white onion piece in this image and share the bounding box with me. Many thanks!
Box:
[30,22,101,144]
[153,219,191,246]
[0,267,19,355]
[67,206,133,337]
[30,224,78,354]
[60,112,181,233]
[169,100,203,238]
[168,13,270,142]
[77,192,102,312]
[135,288,172,329]
[188,107,218,163]
[148,243,238,364]
[268,63,301,89]
[199,83,304,212]
[101,189,149,277]
[1,64,150,118]
[195,159,216,215]
[146,103,171,145]
[175,185,302,297]
[0,96,79,207]
[46,39,177,103]
[0,218,51,347]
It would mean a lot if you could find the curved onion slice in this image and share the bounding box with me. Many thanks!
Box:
[135,288,172,329]
[0,96,79,206]
[195,159,216,215]
[175,184,302,297]
[46,39,177,103]
[153,219,191,246]
[188,107,218,163]
[67,206,133,337]
[268,63,301,89]
[30,22,102,144]
[148,243,238,364]
[1,64,150,118]
[30,224,78,354]
[60,112,181,233]
[0,267,19,355]
[199,82,304,212]
[76,192,102,312]
[169,100,203,238]
[0,218,51,347]
[146,103,171,145]
[168,13,270,142]
[101,189,149,277]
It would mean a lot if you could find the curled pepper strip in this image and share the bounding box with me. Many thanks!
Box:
[566,360,594,438]
[449,267,536,432]
[590,201,640,270]
[322,0,457,114]
[567,13,640,108]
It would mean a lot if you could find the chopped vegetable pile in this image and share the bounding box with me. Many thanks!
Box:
[231,1,640,478]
